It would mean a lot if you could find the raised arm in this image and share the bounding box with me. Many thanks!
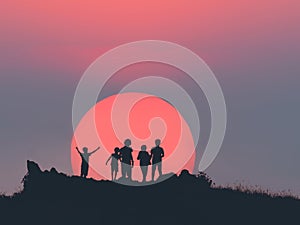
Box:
[90,146,100,155]
[76,147,81,154]
[105,155,112,165]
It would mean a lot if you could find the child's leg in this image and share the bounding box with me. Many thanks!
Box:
[114,171,117,180]
[140,166,144,181]
[111,168,114,181]
[152,164,156,181]
[127,164,132,180]
[145,166,148,181]
[158,162,162,177]
[121,163,126,178]
[81,164,85,177]
[141,166,147,182]
[83,164,89,178]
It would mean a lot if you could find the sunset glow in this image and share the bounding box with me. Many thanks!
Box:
[71,93,195,181]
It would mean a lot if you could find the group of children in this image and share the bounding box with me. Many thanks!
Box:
[76,139,164,182]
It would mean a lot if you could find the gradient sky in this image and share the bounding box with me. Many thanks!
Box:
[0,1,300,195]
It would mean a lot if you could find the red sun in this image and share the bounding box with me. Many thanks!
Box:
[71,92,195,182]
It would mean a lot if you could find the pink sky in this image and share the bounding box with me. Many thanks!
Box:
[1,0,299,76]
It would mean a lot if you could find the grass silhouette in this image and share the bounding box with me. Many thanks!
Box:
[0,160,299,225]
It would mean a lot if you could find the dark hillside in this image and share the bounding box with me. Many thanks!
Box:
[0,160,299,225]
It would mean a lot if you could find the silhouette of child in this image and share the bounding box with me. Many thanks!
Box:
[119,139,134,180]
[106,147,121,181]
[76,146,100,178]
[137,145,151,182]
[150,139,164,181]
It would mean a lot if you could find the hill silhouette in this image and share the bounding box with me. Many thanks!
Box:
[0,160,299,224]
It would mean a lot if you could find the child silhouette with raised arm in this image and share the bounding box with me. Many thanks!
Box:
[106,147,121,181]
[76,146,100,178]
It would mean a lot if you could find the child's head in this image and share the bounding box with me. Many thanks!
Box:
[141,145,147,151]
[114,147,119,154]
[124,139,131,147]
[155,139,161,146]
[83,147,88,153]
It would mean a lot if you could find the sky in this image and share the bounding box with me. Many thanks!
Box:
[0,0,300,195]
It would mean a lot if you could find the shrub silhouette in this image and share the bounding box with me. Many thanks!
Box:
[0,160,299,225]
